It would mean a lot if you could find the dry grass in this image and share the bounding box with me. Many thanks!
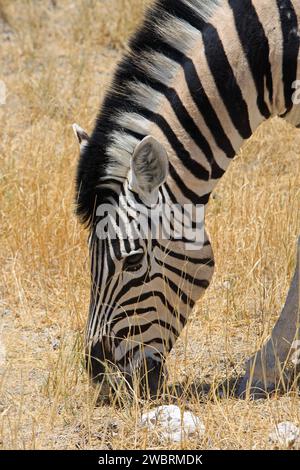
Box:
[0,0,299,450]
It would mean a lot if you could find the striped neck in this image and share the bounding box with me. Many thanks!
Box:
[76,0,300,224]
[102,0,292,206]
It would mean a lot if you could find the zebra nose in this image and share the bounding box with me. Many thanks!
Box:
[138,357,167,399]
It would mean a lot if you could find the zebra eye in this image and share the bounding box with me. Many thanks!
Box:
[124,251,144,272]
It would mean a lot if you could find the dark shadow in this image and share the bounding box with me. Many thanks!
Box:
[166,371,300,403]
[94,369,300,407]
[166,376,245,403]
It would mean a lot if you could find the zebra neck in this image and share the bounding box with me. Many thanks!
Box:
[104,0,299,209]
[75,1,300,228]
[142,0,298,208]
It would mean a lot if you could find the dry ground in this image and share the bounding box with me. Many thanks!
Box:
[0,0,299,450]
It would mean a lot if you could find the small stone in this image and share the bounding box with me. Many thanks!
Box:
[1,308,11,317]
[141,405,205,443]
[269,421,300,449]
[51,338,60,350]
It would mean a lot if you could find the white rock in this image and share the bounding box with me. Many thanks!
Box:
[141,405,205,443]
[269,421,300,448]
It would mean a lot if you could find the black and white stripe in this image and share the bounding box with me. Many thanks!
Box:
[74,0,300,397]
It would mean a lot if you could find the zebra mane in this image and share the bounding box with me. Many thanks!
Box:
[75,0,221,226]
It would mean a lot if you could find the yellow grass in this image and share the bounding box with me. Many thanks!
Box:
[0,0,299,450]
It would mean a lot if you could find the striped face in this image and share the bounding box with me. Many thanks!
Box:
[85,136,214,396]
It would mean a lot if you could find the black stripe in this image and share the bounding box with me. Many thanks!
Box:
[130,29,236,159]
[169,164,211,205]
[184,58,236,159]
[163,182,209,209]
[149,272,195,308]
[160,0,252,139]
[229,0,273,119]
[110,269,150,310]
[110,307,158,327]
[155,257,211,288]
[201,25,252,138]
[153,240,214,265]
[163,183,177,204]
[89,239,105,331]
[113,318,179,348]
[119,291,186,325]
[90,238,101,309]
[276,0,300,113]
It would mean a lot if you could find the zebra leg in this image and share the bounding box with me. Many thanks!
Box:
[238,237,300,398]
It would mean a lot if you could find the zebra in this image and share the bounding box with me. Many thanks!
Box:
[73,0,300,398]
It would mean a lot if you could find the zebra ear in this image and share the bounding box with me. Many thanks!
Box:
[72,123,90,152]
[129,136,169,204]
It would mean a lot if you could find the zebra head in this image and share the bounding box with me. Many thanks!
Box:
[73,125,213,398]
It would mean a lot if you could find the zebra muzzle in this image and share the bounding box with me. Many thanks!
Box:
[132,356,167,399]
